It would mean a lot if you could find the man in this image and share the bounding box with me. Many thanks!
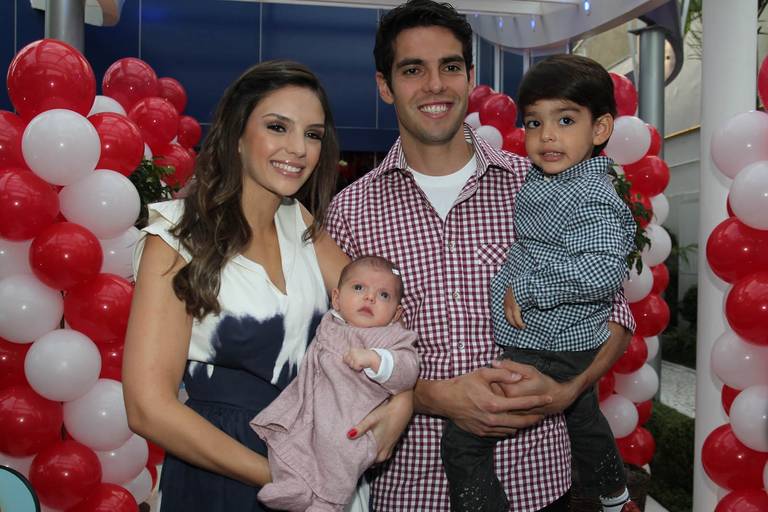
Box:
[325,1,635,510]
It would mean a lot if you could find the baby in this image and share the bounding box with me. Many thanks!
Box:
[251,255,420,512]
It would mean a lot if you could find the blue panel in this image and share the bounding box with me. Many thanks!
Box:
[338,127,398,153]
[0,1,15,111]
[502,51,524,100]
[84,0,141,87]
[478,37,494,88]
[1,2,44,112]
[141,0,261,123]
[261,4,379,131]
[16,2,44,50]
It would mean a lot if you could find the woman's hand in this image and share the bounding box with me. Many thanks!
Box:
[347,391,413,462]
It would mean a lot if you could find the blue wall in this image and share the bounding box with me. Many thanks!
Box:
[1,1,522,151]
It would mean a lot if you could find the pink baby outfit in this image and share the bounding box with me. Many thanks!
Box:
[251,311,419,512]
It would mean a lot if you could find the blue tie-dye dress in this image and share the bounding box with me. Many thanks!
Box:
[134,198,328,511]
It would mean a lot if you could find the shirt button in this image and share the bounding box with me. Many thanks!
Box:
[448,241,456,251]
[457,342,465,350]
[452,290,460,300]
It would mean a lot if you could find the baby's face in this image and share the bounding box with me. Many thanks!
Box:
[331,266,402,328]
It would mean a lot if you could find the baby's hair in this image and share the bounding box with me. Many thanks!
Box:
[338,255,404,302]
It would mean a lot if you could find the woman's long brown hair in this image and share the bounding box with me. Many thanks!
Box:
[170,60,339,319]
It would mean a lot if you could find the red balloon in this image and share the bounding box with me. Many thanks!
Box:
[707,218,768,284]
[629,293,670,337]
[29,440,102,510]
[0,337,30,390]
[29,222,103,290]
[716,489,768,512]
[154,143,195,188]
[502,128,527,156]
[478,94,518,133]
[759,55,768,109]
[617,426,655,466]
[613,335,648,374]
[146,462,158,488]
[64,274,133,345]
[7,39,96,120]
[610,73,638,117]
[98,343,124,372]
[102,58,159,112]
[635,400,653,426]
[128,97,180,152]
[0,384,63,456]
[177,115,202,148]
[725,272,768,346]
[100,365,122,382]
[646,124,662,157]
[89,113,145,177]
[0,111,26,168]
[721,385,741,416]
[158,77,188,114]
[623,156,670,198]
[628,191,653,228]
[598,371,615,402]
[69,483,139,512]
[0,167,59,240]
[726,193,735,217]
[467,85,494,115]
[146,440,165,467]
[702,424,768,491]
[650,264,669,294]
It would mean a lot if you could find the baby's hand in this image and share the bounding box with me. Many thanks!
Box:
[343,348,381,373]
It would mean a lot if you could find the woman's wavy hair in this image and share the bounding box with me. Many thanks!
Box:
[170,60,339,319]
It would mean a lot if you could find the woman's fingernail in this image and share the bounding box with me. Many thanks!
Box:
[347,428,358,439]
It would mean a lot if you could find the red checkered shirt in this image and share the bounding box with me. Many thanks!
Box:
[325,126,635,511]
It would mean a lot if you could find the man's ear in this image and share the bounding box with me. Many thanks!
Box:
[376,72,395,105]
[593,113,614,147]
[468,64,476,90]
[331,288,340,311]
[392,305,403,324]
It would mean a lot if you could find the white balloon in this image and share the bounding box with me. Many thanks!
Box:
[641,224,672,266]
[650,194,669,225]
[97,434,149,484]
[64,379,132,451]
[59,170,140,239]
[604,116,651,165]
[729,385,768,452]
[0,238,32,279]
[644,336,659,361]
[88,95,127,116]
[0,275,63,343]
[121,467,153,505]
[599,394,638,438]
[143,143,153,161]
[475,125,503,150]
[465,112,482,129]
[729,161,768,230]
[711,330,768,390]
[614,364,659,403]
[710,110,768,178]
[100,227,141,280]
[623,264,654,303]
[21,109,100,186]
[24,329,101,402]
[614,165,625,177]
[0,453,34,479]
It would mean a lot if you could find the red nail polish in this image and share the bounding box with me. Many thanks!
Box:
[347,428,358,439]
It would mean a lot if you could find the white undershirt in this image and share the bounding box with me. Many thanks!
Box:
[408,155,477,220]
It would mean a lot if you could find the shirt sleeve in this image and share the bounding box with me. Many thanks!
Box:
[608,288,636,333]
[325,196,359,259]
[512,192,633,312]
[363,348,394,383]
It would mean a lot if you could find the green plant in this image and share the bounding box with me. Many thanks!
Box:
[128,158,178,228]
[610,170,651,273]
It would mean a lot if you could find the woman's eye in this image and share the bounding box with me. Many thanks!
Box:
[267,123,286,133]
[306,131,323,141]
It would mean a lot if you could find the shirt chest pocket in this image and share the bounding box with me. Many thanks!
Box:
[474,243,509,270]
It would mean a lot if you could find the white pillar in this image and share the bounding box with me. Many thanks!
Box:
[45,0,85,51]
[694,1,757,510]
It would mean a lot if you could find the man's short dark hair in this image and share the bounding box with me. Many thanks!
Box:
[374,0,473,86]
[518,54,617,155]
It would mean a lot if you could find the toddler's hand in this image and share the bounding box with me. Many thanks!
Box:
[343,348,381,372]
[504,287,525,329]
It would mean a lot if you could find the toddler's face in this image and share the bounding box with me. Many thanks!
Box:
[331,266,402,328]
[522,98,612,175]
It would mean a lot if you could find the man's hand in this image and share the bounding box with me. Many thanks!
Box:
[491,359,581,415]
[504,288,525,329]
[343,347,381,373]
[416,367,552,437]
[347,391,412,462]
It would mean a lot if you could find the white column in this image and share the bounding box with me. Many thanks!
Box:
[694,1,757,510]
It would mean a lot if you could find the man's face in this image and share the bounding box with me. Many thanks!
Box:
[376,26,474,148]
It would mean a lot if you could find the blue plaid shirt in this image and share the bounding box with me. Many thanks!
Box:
[490,156,636,351]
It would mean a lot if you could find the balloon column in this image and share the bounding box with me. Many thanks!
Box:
[466,75,672,469]
[699,55,768,509]
[0,39,179,510]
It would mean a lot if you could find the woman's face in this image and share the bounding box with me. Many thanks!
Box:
[238,85,326,200]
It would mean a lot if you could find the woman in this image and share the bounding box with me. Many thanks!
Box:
[123,60,412,511]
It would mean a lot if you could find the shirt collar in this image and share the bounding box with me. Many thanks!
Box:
[369,124,517,182]
[527,155,614,182]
